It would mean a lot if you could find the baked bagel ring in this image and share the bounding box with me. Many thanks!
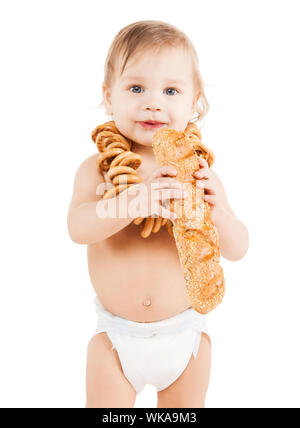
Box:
[133,217,145,225]
[91,121,119,142]
[140,216,155,238]
[165,220,174,237]
[152,216,163,233]
[112,174,143,185]
[110,151,142,169]
[161,218,168,226]
[107,166,138,181]
[95,131,129,152]
[105,140,132,152]
[102,184,131,200]
[97,149,124,171]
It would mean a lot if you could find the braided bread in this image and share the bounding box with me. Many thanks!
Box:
[152,127,225,314]
[91,120,173,238]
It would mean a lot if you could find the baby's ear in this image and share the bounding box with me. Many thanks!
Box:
[193,90,201,109]
[102,83,113,115]
[190,92,198,116]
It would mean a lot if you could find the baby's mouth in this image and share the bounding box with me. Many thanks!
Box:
[139,121,167,129]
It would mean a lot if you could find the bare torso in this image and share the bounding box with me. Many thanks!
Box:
[87,144,192,322]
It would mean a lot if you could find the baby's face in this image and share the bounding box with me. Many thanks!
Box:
[102,46,199,147]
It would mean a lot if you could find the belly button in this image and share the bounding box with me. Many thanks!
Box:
[143,298,152,307]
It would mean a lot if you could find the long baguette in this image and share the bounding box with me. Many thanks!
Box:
[152,127,225,314]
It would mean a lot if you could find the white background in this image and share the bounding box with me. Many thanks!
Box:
[1,0,299,408]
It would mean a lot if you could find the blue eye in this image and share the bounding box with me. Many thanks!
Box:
[165,88,178,96]
[129,85,143,93]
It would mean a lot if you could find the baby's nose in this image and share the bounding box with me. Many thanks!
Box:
[144,105,162,111]
[142,94,163,111]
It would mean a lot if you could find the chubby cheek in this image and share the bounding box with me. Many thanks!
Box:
[170,118,190,132]
[114,118,132,137]
[113,117,141,143]
[167,111,191,131]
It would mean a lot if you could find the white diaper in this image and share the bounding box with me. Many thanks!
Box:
[90,296,210,394]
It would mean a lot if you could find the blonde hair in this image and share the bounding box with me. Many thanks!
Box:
[98,20,209,125]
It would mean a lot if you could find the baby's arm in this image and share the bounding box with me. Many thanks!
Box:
[67,154,135,244]
[212,205,249,261]
[194,157,249,261]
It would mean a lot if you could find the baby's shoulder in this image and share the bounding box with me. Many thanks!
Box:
[68,153,104,212]
[75,153,103,182]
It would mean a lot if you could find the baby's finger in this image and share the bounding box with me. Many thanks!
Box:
[196,178,212,190]
[154,177,184,190]
[194,168,210,179]
[151,166,177,180]
[204,194,218,205]
[198,157,209,168]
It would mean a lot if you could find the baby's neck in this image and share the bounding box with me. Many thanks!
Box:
[131,142,154,159]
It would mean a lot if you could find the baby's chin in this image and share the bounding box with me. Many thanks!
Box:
[131,137,153,147]
[128,132,154,146]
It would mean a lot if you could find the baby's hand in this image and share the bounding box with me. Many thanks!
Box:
[193,157,228,216]
[139,166,187,221]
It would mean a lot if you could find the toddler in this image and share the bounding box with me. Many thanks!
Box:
[67,20,249,408]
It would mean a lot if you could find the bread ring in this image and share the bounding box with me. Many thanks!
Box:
[110,151,142,170]
[94,127,132,152]
[141,216,155,238]
[165,220,174,237]
[118,153,143,169]
[97,149,124,171]
[152,216,163,233]
[161,218,168,226]
[107,166,138,181]
[112,174,143,185]
[102,184,130,200]
[133,217,144,225]
[109,151,142,170]
[134,216,165,235]
[184,123,215,167]
[105,141,132,152]
[91,121,119,142]
[95,131,127,152]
